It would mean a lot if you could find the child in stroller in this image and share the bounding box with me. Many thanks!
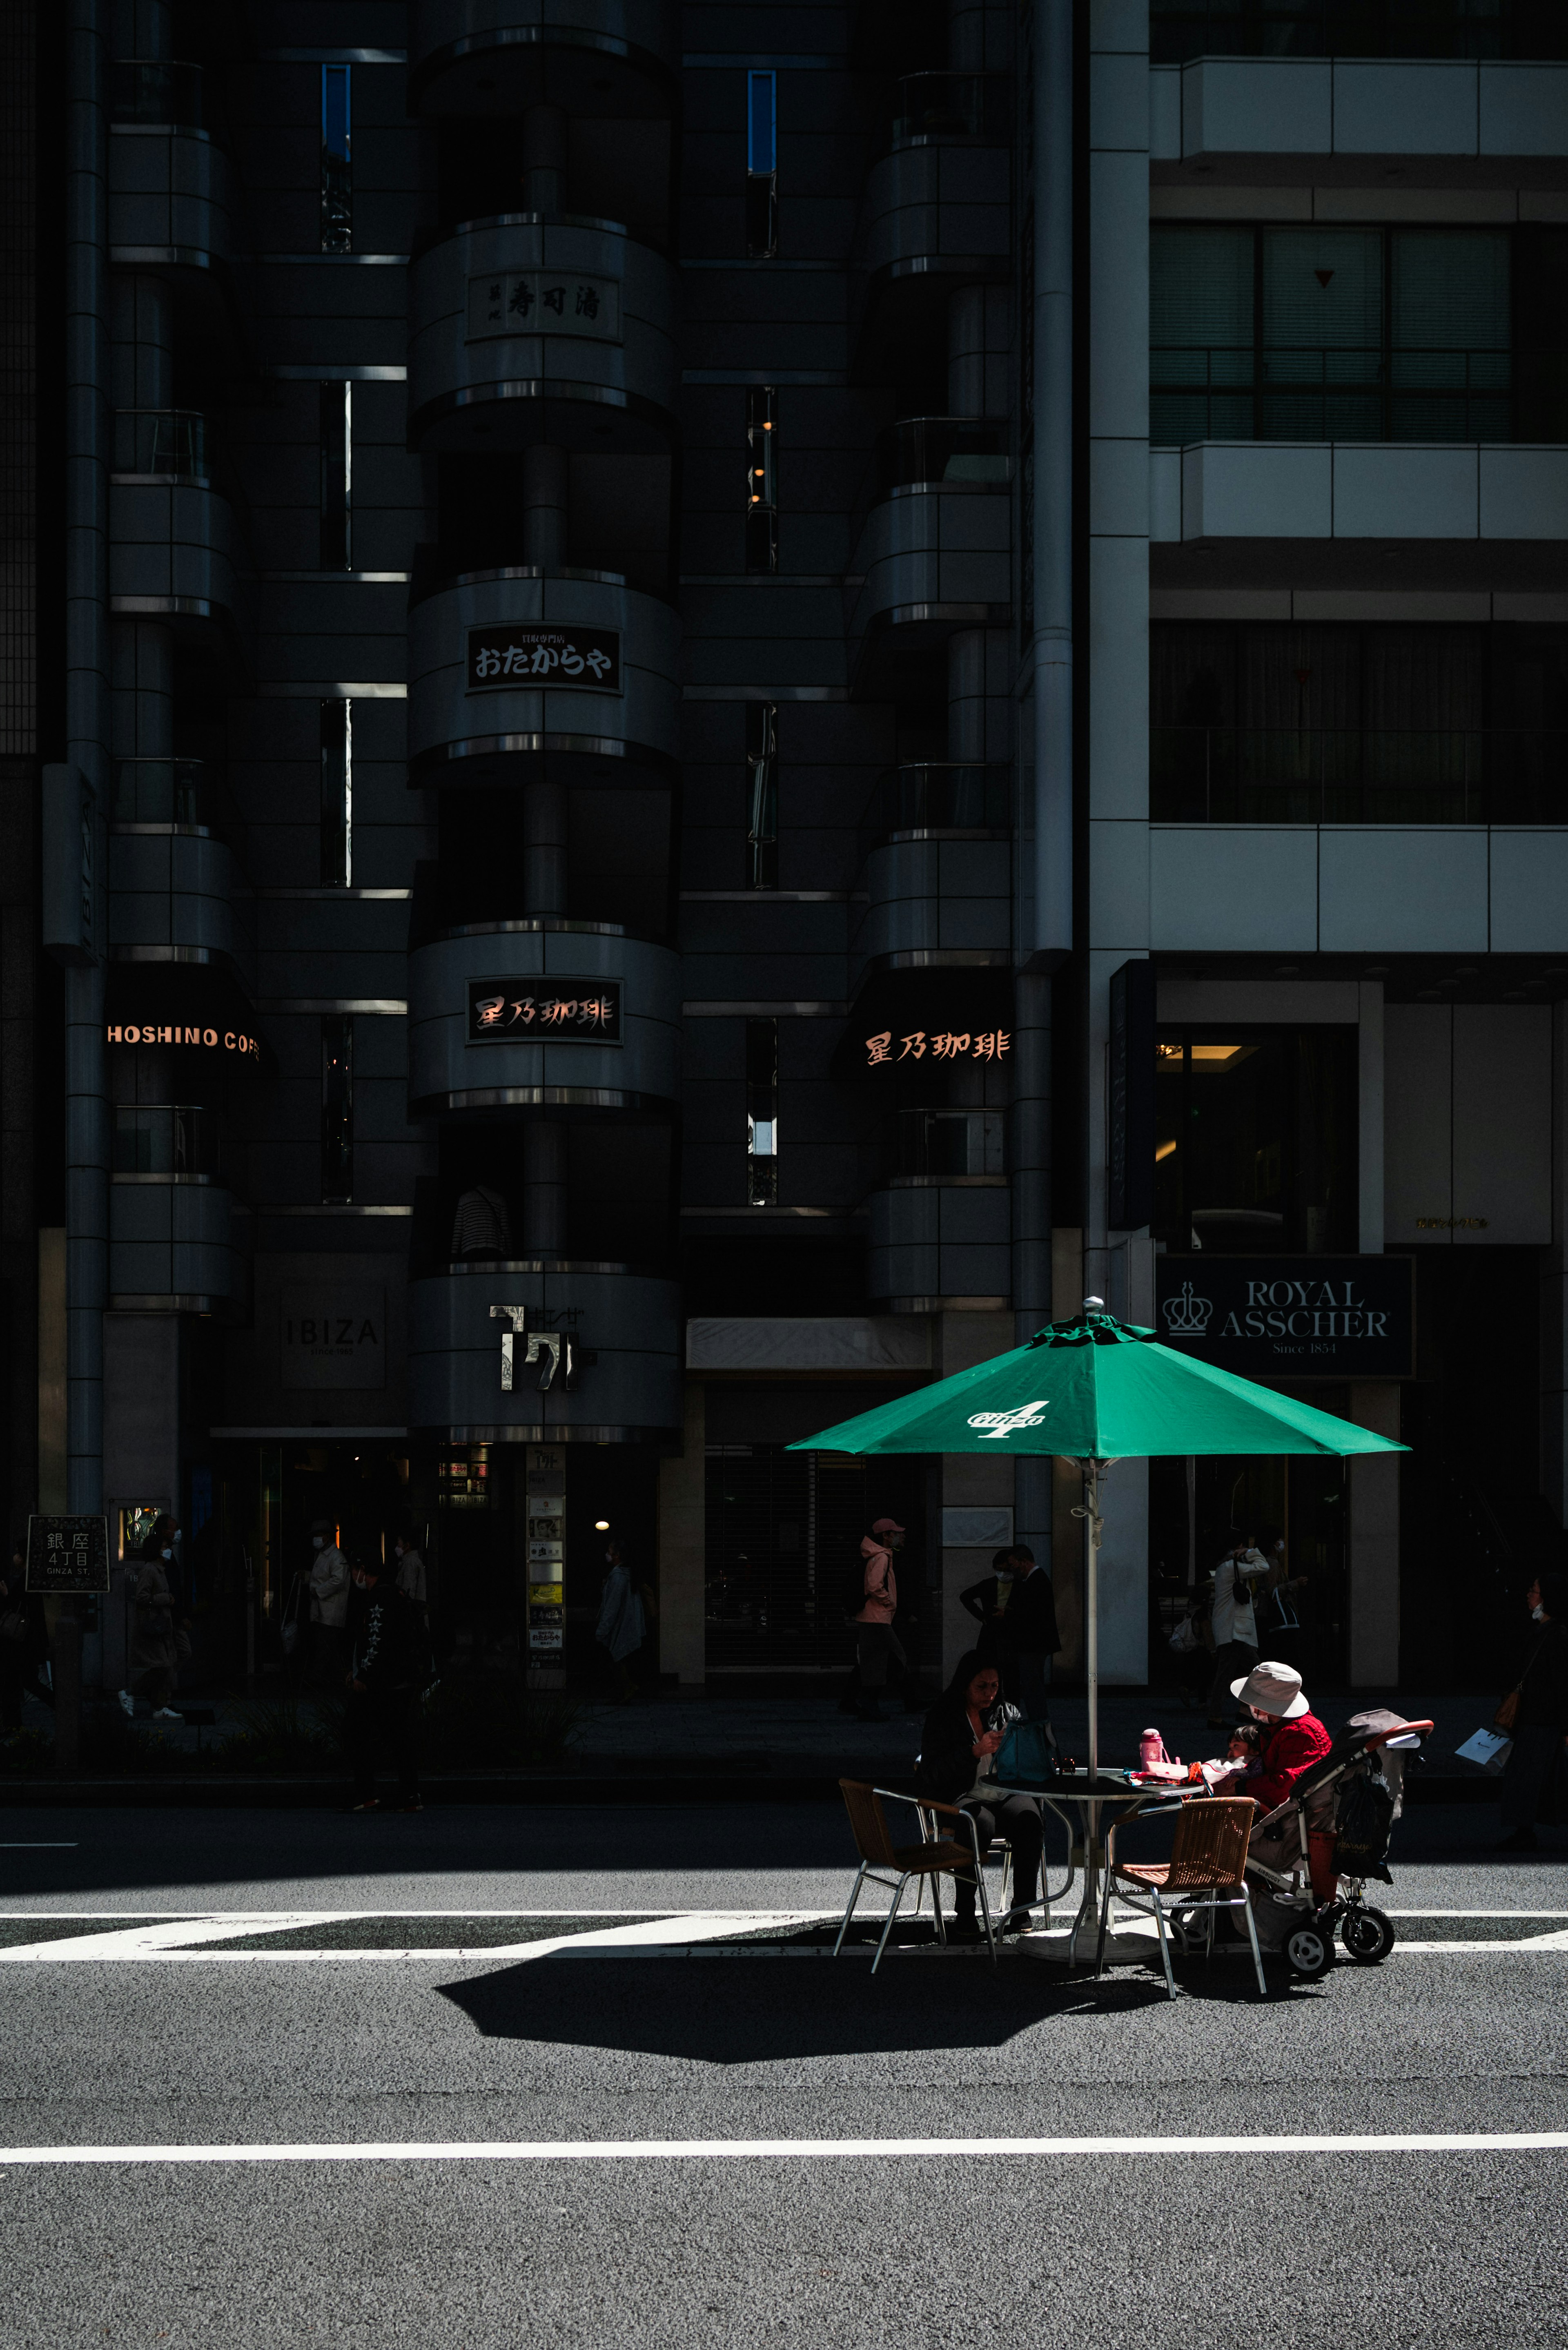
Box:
[1240,1707,1434,1980]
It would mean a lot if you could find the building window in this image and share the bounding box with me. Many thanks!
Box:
[746,69,777,259]
[746,1017,778,1206]
[745,385,777,572]
[1150,618,1568,825]
[321,65,352,253]
[1149,3,1568,67]
[1152,223,1529,444]
[319,699,352,885]
[321,1014,354,1204]
[1152,1028,1357,1257]
[745,700,778,888]
[319,381,351,569]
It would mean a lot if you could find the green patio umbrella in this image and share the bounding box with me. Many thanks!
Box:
[789,1297,1407,1779]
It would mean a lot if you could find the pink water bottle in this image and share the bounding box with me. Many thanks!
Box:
[1139,1728,1167,1773]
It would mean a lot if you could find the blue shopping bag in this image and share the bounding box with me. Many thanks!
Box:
[994,1720,1056,1786]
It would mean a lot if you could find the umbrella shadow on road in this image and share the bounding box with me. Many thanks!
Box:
[437,1953,1265,2061]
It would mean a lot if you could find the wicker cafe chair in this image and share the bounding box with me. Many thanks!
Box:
[1095,1796,1267,2000]
[834,1781,997,1971]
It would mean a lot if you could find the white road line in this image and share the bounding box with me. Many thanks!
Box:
[3,2131,1568,2168]
[0,1912,824,1962]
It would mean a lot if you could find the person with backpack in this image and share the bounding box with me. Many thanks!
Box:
[845,1516,906,1723]
[1497,1568,1568,1855]
[344,1553,425,1813]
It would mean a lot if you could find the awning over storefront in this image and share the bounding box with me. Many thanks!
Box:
[104,959,264,1071]
[829,962,1014,1081]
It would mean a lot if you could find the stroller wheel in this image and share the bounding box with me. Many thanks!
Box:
[1284,1921,1334,1981]
[1340,1905,1396,1965]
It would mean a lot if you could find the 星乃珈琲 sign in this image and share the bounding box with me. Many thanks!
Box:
[1155,1255,1413,1380]
[467,980,621,1045]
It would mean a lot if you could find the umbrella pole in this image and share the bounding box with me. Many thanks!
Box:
[1084,1459,1100,1785]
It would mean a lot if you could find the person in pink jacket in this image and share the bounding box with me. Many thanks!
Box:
[850,1517,905,1722]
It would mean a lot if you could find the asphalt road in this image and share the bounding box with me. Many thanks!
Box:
[0,1802,1564,2349]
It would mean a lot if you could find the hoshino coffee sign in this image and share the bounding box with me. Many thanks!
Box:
[1155,1256,1414,1380]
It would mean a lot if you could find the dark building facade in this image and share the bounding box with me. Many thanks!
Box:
[18,0,1568,1702]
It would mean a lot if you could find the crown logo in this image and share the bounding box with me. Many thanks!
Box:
[1163,1280,1213,1337]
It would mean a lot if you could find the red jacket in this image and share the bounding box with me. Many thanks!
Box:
[1248,1711,1332,1813]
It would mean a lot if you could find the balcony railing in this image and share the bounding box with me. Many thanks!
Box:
[1149,346,1552,445]
[860,763,1011,861]
[1151,727,1568,825]
[113,757,227,830]
[111,58,206,130]
[1150,0,1568,63]
[113,408,209,480]
[111,1104,221,1178]
[890,71,1009,146]
[877,417,1011,497]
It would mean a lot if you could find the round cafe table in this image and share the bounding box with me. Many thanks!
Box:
[987,1770,1190,1962]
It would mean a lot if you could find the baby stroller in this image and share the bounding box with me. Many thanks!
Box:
[1240,1708,1433,1981]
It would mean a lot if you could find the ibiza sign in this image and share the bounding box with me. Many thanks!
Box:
[1155,1256,1413,1380]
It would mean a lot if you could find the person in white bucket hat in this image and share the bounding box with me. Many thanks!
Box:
[1230,1659,1332,1813]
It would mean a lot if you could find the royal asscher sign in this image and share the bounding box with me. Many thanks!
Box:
[1154,1255,1414,1381]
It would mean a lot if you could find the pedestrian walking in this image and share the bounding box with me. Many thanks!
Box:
[119,1517,185,1721]
[307,1518,350,1689]
[595,1541,646,1703]
[849,1517,906,1723]
[0,1546,32,1736]
[996,1545,1062,1735]
[1496,1568,1568,1855]
[1206,1534,1266,1728]
[344,1555,424,1813]
[957,1550,1017,1664]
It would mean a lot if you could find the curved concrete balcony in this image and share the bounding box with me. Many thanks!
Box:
[408,1260,681,1441]
[846,482,1011,700]
[109,63,230,270]
[109,1175,236,1313]
[408,921,680,1112]
[408,568,679,783]
[109,429,247,661]
[854,84,1011,382]
[852,763,1012,971]
[109,824,236,962]
[411,0,678,110]
[867,1180,1011,1312]
[411,217,677,452]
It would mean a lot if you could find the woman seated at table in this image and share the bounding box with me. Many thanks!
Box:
[915,1650,1043,1940]
[1231,1659,1332,1817]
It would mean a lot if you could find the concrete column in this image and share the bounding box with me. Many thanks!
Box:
[522,103,567,212]
[523,771,568,915]
[1542,999,1568,1520]
[657,1380,706,1683]
[522,1121,568,1257]
[1349,1381,1401,1686]
[1359,980,1385,1253]
[65,0,109,1519]
[523,442,568,573]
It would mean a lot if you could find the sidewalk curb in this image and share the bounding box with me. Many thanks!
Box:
[0,1770,1498,1809]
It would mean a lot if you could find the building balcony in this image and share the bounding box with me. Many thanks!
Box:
[408,1260,681,1441]
[1152,727,1568,826]
[1149,440,1568,542]
[109,1172,236,1313]
[1150,54,1568,162]
[407,567,679,784]
[408,921,680,1113]
[410,0,678,111]
[109,821,236,962]
[109,424,248,661]
[109,62,231,266]
[853,86,1011,381]
[846,439,1011,699]
[851,764,1012,975]
[868,1180,1011,1312]
[410,218,677,453]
